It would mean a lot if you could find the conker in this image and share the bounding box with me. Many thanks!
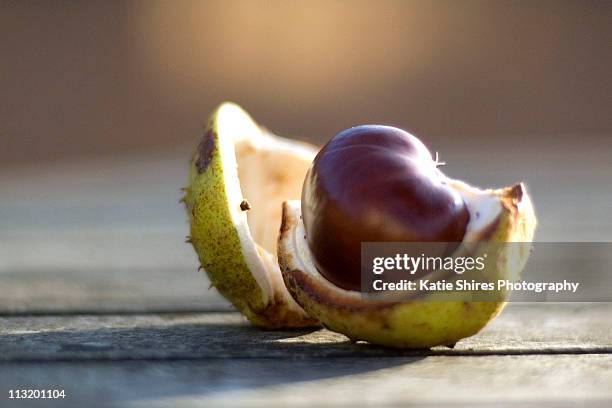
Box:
[301,125,470,291]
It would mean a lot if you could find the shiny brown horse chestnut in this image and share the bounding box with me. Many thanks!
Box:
[301,125,470,291]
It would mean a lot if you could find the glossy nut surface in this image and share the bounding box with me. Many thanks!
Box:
[301,125,470,291]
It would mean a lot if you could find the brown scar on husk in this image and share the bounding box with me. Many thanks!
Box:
[240,200,251,211]
[279,202,296,235]
[254,295,319,329]
[500,182,527,211]
[195,128,216,173]
[509,182,525,201]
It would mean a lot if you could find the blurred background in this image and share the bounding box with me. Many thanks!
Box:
[1,0,611,163]
[0,0,611,312]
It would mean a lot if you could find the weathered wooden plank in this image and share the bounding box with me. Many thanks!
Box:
[0,355,610,408]
[1,149,611,312]
[1,231,611,312]
[0,230,231,313]
[0,304,610,362]
[0,155,212,311]
[1,148,610,241]
[0,266,230,314]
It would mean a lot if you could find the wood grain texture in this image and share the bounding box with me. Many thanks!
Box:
[0,154,611,407]
[1,304,610,362]
[2,236,611,312]
[0,304,610,407]
[0,230,231,313]
[1,152,611,313]
[1,356,610,408]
